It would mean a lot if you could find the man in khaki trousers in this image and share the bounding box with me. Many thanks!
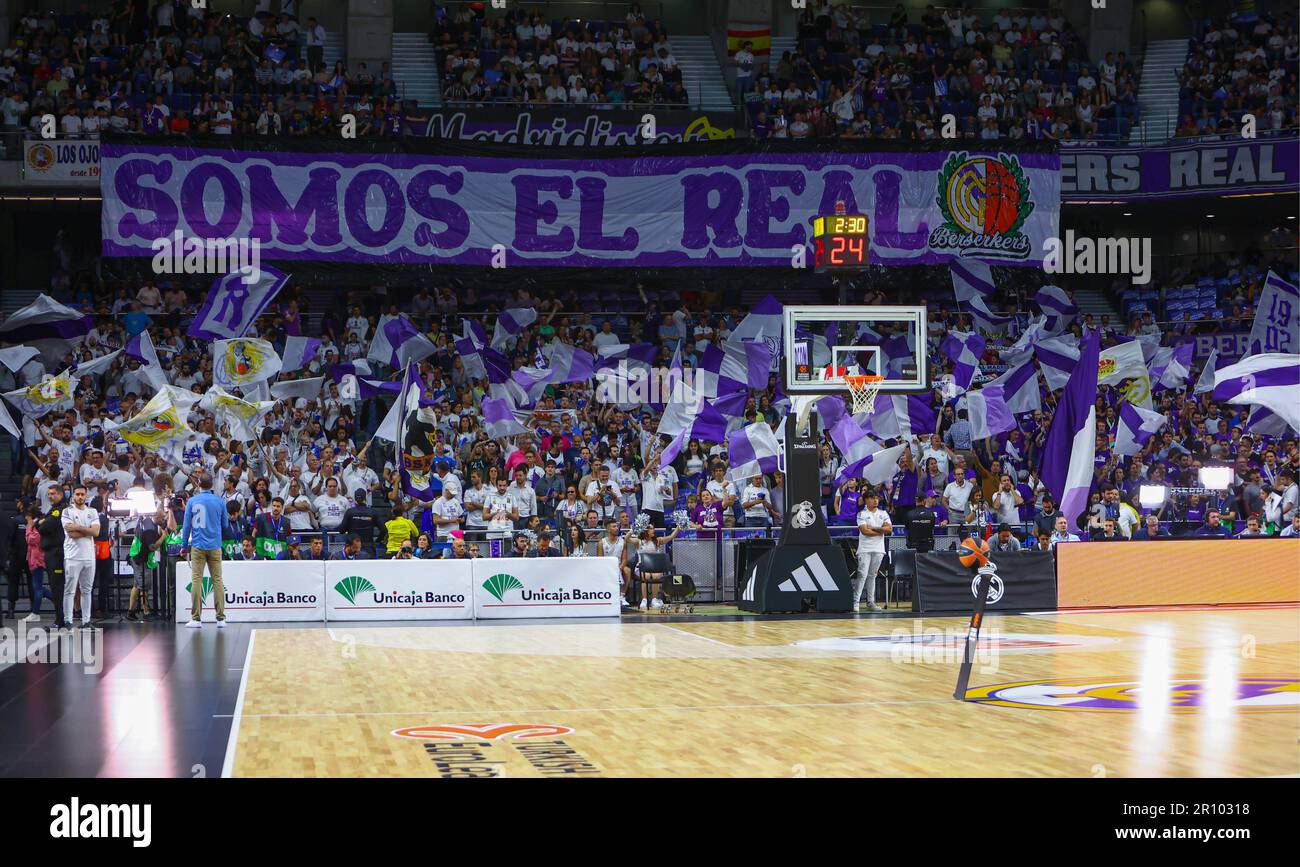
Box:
[179,473,233,628]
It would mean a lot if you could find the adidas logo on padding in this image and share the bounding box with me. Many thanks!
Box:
[777,553,840,593]
[742,566,758,602]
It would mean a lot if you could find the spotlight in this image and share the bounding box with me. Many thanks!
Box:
[1199,466,1233,490]
[1138,485,1167,508]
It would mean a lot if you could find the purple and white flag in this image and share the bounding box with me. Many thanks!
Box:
[940,331,986,392]
[72,350,121,378]
[1033,285,1077,335]
[1194,349,1218,394]
[188,266,289,341]
[281,336,323,373]
[0,294,92,345]
[992,350,1042,413]
[866,395,936,440]
[1041,330,1100,528]
[1248,270,1299,356]
[369,314,436,369]
[1244,406,1289,438]
[727,421,781,482]
[491,307,538,351]
[125,329,168,393]
[816,394,847,435]
[455,321,490,381]
[726,294,783,363]
[0,346,41,373]
[482,396,532,439]
[269,376,325,401]
[838,442,906,487]
[1114,402,1166,457]
[1213,353,1300,434]
[1149,342,1194,389]
[951,261,1012,333]
[1033,334,1080,391]
[965,385,1015,440]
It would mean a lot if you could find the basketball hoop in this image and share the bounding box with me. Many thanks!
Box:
[844,375,884,415]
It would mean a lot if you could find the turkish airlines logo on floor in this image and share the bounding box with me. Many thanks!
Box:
[391,724,576,741]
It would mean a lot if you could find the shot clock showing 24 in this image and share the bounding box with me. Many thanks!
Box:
[813,201,870,271]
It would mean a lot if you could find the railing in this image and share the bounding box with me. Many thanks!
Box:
[434,0,667,22]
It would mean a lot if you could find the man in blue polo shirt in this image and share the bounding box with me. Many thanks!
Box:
[181,472,233,628]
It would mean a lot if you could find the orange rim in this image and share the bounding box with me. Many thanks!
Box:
[844,375,884,390]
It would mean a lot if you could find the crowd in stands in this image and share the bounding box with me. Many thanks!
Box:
[0,1,410,149]
[431,2,689,107]
[738,3,1137,143]
[1175,8,1298,139]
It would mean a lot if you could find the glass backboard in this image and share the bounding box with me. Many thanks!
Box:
[783,305,928,395]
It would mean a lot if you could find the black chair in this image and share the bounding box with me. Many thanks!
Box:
[888,548,916,610]
[635,551,694,613]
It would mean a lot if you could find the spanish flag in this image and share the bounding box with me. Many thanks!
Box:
[727,26,771,57]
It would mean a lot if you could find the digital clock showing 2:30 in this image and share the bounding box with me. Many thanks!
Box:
[812,214,870,270]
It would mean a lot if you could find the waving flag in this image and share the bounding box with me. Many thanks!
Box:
[951,261,1012,333]
[201,387,276,442]
[1248,270,1299,356]
[839,442,906,487]
[1213,353,1300,434]
[0,397,20,440]
[1033,334,1080,391]
[1033,285,1077,335]
[1194,349,1219,394]
[269,376,325,401]
[125,329,168,392]
[213,338,282,389]
[727,421,782,482]
[1041,331,1101,528]
[395,362,440,501]
[188,266,289,341]
[369,314,436,369]
[482,396,531,439]
[281,336,323,373]
[991,351,1042,413]
[726,294,783,361]
[830,413,881,478]
[0,294,92,344]
[491,307,538,351]
[3,369,75,417]
[0,346,40,373]
[1149,342,1194,389]
[1114,402,1167,457]
[1098,340,1152,408]
[72,350,121,378]
[940,331,986,392]
[115,388,194,464]
[965,385,1015,440]
[513,342,595,404]
[866,395,935,440]
[1244,406,1289,437]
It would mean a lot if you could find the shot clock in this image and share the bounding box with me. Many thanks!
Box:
[812,209,870,271]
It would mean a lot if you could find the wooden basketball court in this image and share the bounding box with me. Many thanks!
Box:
[224,606,1299,778]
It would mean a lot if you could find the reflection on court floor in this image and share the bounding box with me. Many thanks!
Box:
[226,607,1300,778]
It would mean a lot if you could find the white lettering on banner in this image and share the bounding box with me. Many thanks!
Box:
[100,146,1061,267]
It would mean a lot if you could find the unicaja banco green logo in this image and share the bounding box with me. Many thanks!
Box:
[184,575,215,603]
[482,573,523,602]
[334,575,377,604]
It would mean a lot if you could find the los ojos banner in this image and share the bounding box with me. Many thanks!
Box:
[325,558,473,621]
[175,560,324,623]
[475,556,621,619]
[99,137,1060,267]
[24,139,100,185]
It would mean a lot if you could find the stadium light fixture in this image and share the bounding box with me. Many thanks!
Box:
[1138,485,1167,508]
[1199,467,1233,490]
[126,489,160,515]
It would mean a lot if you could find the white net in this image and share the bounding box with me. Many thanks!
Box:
[845,375,884,416]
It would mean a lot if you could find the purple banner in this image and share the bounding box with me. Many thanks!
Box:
[1061,135,1298,200]
[99,140,1061,268]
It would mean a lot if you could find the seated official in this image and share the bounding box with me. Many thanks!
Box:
[528,531,563,557]
[1193,509,1230,537]
[301,535,329,560]
[1131,515,1170,540]
[509,533,532,557]
[1090,518,1126,541]
[332,534,370,560]
[1236,516,1267,538]
[989,523,1022,552]
[229,536,262,561]
[276,536,305,560]
[1049,515,1081,547]
[1280,515,1300,537]
[442,536,479,559]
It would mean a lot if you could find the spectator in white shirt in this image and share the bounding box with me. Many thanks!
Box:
[943,467,975,521]
[427,486,465,540]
